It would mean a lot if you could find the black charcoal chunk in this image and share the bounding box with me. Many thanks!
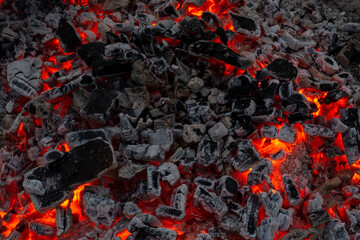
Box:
[288,112,313,124]
[341,127,360,166]
[194,177,216,190]
[171,184,188,211]
[65,129,110,148]
[92,59,133,77]
[234,116,257,138]
[307,209,330,227]
[277,208,294,231]
[324,220,350,240]
[159,162,180,186]
[228,75,257,98]
[229,11,261,38]
[150,129,174,151]
[118,160,147,179]
[328,117,348,133]
[298,77,339,92]
[302,124,335,138]
[56,207,73,236]
[247,159,273,186]
[260,124,278,139]
[128,217,177,240]
[217,176,239,199]
[123,144,164,162]
[7,58,43,97]
[83,192,115,226]
[267,58,298,81]
[123,202,141,219]
[259,80,279,107]
[321,91,349,104]
[196,233,213,240]
[197,139,220,167]
[55,20,82,53]
[256,217,276,240]
[119,113,139,143]
[221,213,242,235]
[260,190,283,217]
[232,98,256,116]
[242,194,261,238]
[270,149,286,160]
[251,107,276,123]
[340,108,359,128]
[23,138,116,211]
[29,221,56,236]
[282,174,301,207]
[77,42,106,67]
[279,82,294,100]
[277,124,297,144]
[155,205,185,221]
[201,11,224,29]
[279,229,310,240]
[80,89,122,125]
[155,184,187,221]
[188,40,252,69]
[147,165,161,199]
[194,186,228,220]
[231,140,261,172]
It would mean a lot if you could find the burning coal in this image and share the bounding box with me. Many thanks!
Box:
[1,0,360,239]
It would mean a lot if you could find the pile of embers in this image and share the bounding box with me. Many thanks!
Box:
[1,0,360,239]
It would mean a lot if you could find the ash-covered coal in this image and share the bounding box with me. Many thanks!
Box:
[0,0,360,239]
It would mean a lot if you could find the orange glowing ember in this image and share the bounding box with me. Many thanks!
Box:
[116,229,132,239]
[0,211,21,237]
[17,122,24,137]
[59,183,93,222]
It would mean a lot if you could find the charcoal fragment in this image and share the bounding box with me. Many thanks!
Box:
[188,40,251,69]
[282,174,301,206]
[217,176,239,199]
[123,144,164,162]
[123,202,141,219]
[77,42,106,67]
[315,55,339,75]
[307,209,330,227]
[80,89,122,125]
[56,207,73,236]
[7,58,43,97]
[256,217,276,240]
[267,58,298,81]
[65,129,110,148]
[324,220,350,240]
[23,138,116,211]
[229,11,261,38]
[247,159,273,186]
[242,194,261,238]
[231,140,261,172]
[194,177,216,190]
[83,192,115,226]
[128,217,177,240]
[194,186,228,220]
[29,221,55,236]
[159,162,180,186]
[55,20,82,53]
[197,139,220,167]
[146,165,161,199]
[302,124,335,138]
